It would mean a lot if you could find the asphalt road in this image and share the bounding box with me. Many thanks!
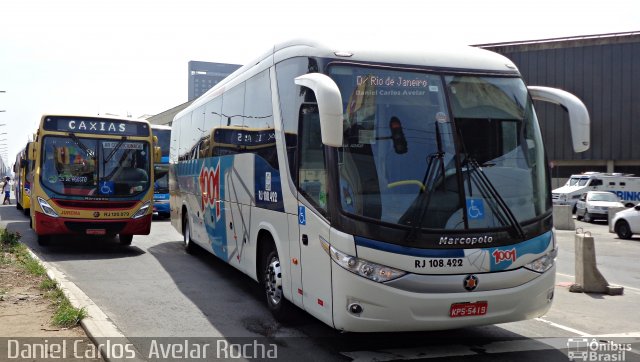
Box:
[2,204,639,362]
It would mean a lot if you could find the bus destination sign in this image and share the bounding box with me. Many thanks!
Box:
[44,116,150,137]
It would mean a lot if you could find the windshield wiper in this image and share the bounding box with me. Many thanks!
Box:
[405,152,445,241]
[104,136,128,165]
[465,158,525,239]
[405,121,448,241]
[69,133,95,160]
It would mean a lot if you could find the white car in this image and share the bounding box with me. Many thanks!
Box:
[575,191,625,223]
[611,203,640,239]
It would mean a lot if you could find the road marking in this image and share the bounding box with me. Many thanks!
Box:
[535,317,591,336]
[556,272,640,293]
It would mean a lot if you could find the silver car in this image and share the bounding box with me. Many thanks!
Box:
[575,191,625,223]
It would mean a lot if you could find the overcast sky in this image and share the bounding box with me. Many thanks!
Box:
[0,0,638,168]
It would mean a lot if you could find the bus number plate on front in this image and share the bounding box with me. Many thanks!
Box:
[86,229,106,235]
[450,301,488,318]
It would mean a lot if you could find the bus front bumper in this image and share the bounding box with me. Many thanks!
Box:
[331,263,555,332]
[34,211,152,236]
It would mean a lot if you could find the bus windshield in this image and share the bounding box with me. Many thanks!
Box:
[41,136,150,197]
[329,65,549,232]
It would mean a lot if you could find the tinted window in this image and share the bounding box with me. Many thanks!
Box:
[244,70,277,169]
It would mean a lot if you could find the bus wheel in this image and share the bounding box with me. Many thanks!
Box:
[37,234,50,246]
[183,214,195,254]
[261,245,292,321]
[119,234,133,245]
[615,220,633,239]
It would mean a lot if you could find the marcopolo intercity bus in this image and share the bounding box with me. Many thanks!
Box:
[28,114,160,245]
[170,40,590,332]
[14,143,33,215]
[151,124,171,218]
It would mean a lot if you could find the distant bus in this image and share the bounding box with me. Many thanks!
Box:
[170,39,590,332]
[14,143,33,215]
[28,114,160,245]
[151,124,171,218]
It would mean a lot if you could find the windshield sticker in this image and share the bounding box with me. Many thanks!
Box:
[466,198,485,220]
[429,85,439,92]
[99,181,115,195]
[102,142,144,150]
[48,175,58,184]
[435,112,448,123]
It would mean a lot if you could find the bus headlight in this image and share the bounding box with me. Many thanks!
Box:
[320,238,406,282]
[131,201,151,219]
[37,197,59,218]
[525,248,557,273]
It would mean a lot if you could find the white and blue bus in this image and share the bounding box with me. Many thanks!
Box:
[151,124,171,218]
[170,39,590,332]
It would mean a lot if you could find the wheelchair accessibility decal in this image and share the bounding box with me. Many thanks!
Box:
[466,198,485,220]
[298,206,306,225]
[99,181,115,195]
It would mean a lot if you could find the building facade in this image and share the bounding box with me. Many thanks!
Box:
[479,32,640,186]
[188,61,241,101]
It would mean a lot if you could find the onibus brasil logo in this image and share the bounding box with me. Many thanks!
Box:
[199,160,221,221]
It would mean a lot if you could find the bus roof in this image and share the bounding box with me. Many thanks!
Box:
[39,114,151,124]
[151,124,172,130]
[178,39,520,120]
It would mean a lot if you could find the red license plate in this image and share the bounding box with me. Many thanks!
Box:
[450,301,488,318]
[86,229,106,235]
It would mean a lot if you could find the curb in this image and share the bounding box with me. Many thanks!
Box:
[25,247,145,362]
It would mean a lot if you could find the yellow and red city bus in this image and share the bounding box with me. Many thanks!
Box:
[14,142,33,215]
[28,114,160,245]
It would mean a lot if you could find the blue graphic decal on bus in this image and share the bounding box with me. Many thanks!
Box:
[254,158,284,211]
[488,231,552,271]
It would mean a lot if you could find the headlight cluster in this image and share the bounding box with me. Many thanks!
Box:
[320,239,406,283]
[37,197,59,218]
[525,248,557,273]
[132,201,151,219]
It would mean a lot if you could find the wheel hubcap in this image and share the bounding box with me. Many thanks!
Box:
[265,256,282,306]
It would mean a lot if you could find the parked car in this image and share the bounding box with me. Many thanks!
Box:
[611,203,640,239]
[575,191,625,223]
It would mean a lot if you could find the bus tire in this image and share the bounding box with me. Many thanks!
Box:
[37,234,50,246]
[615,220,632,239]
[119,234,133,245]
[183,213,195,254]
[261,243,292,321]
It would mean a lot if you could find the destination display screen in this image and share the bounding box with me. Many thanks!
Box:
[213,128,276,147]
[43,116,150,137]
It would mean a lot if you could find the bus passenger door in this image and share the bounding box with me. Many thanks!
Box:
[298,203,333,327]
[297,105,334,327]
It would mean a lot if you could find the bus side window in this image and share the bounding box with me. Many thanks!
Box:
[298,104,328,213]
[609,182,616,186]
[620,182,626,186]
[590,179,602,186]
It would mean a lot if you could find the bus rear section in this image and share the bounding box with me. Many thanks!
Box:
[14,144,32,215]
[151,125,171,218]
[29,115,156,245]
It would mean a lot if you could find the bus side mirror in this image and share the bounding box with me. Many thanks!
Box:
[27,142,35,159]
[528,86,590,153]
[154,146,162,163]
[294,73,344,147]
